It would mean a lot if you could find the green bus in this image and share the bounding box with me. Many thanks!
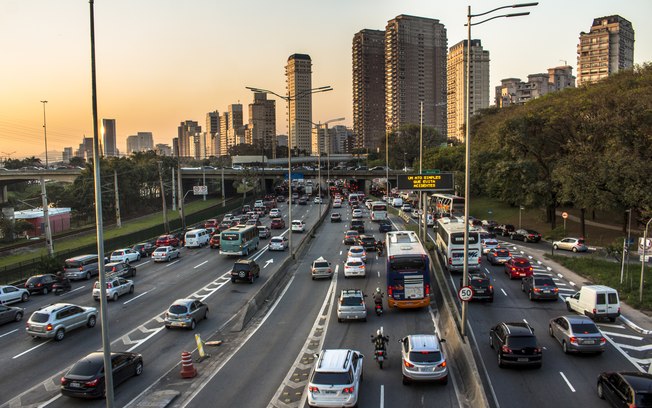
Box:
[219,224,260,256]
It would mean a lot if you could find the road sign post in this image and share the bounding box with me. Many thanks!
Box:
[458,286,474,302]
[562,211,568,231]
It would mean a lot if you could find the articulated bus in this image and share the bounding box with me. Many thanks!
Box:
[431,194,465,218]
[435,217,482,273]
[385,231,430,309]
[219,224,260,256]
[370,201,388,222]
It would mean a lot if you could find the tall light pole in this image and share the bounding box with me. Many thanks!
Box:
[461,2,538,337]
[246,85,333,259]
[640,218,651,303]
[621,209,632,284]
[39,101,54,255]
[40,101,49,168]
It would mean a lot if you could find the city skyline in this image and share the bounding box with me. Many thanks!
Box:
[1,0,651,159]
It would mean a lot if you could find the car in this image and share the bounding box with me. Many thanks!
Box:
[155,234,179,247]
[132,242,156,258]
[333,199,342,208]
[401,203,413,212]
[254,199,264,209]
[343,230,360,245]
[521,274,559,300]
[410,209,422,219]
[357,235,377,251]
[246,219,262,227]
[291,220,305,232]
[298,196,308,205]
[219,221,233,230]
[350,219,365,233]
[307,349,364,408]
[24,274,58,295]
[270,218,286,229]
[204,226,218,236]
[486,247,512,265]
[231,259,261,283]
[209,234,221,249]
[495,224,515,237]
[343,258,366,278]
[104,261,136,278]
[269,208,281,218]
[365,199,374,209]
[292,193,299,200]
[151,246,180,262]
[370,166,385,171]
[330,213,342,223]
[597,371,652,406]
[63,254,100,281]
[511,228,542,243]
[481,237,499,255]
[553,237,588,252]
[400,334,448,384]
[257,226,271,239]
[269,236,288,251]
[347,245,367,261]
[26,303,97,341]
[426,213,435,227]
[92,277,134,301]
[461,272,494,302]
[313,197,322,204]
[504,257,534,279]
[337,289,367,322]
[164,299,208,330]
[204,218,218,229]
[549,315,606,354]
[305,255,332,279]
[276,195,286,203]
[378,219,393,233]
[565,285,621,322]
[110,248,141,264]
[0,285,30,304]
[0,304,24,325]
[351,208,363,219]
[489,322,542,368]
[61,351,143,399]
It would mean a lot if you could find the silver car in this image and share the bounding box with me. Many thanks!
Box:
[337,290,367,322]
[400,334,448,384]
[152,246,180,262]
[26,303,97,341]
[92,277,134,301]
[164,299,208,330]
[549,315,606,354]
[481,238,499,255]
[552,237,588,253]
[311,257,333,280]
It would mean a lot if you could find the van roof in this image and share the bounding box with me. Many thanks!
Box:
[581,285,618,293]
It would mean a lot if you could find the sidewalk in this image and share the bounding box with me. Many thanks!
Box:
[555,209,641,234]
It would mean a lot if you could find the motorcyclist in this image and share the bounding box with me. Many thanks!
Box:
[376,240,383,255]
[371,328,390,351]
[373,288,384,307]
[55,271,71,291]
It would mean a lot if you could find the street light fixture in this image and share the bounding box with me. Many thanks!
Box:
[461,2,538,337]
[246,85,333,259]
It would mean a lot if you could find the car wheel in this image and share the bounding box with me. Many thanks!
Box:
[166,256,170,262]
[548,325,554,337]
[125,259,130,265]
[402,375,410,385]
[497,352,504,368]
[440,375,449,385]
[14,311,23,322]
[190,319,196,330]
[112,293,119,302]
[249,275,254,284]
[137,254,141,261]
[135,361,144,376]
[489,336,494,349]
[609,317,616,322]
[86,272,91,280]
[566,301,573,312]
[87,315,97,328]
[42,287,48,295]
[131,269,136,277]
[231,277,236,283]
[204,309,208,320]
[129,285,134,294]
[55,329,65,341]
[597,381,605,399]
[562,341,569,354]
[21,292,29,302]
[553,244,559,250]
[524,237,528,243]
[528,291,534,301]
[572,247,578,253]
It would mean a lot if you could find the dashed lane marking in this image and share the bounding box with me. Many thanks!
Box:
[560,372,576,392]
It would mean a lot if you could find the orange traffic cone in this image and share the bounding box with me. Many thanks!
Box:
[180,351,197,378]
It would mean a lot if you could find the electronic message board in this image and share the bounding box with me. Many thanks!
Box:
[396,173,454,191]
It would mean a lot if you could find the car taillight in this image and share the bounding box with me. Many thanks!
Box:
[46,324,53,332]
[489,285,494,292]
[387,286,393,297]
[309,386,319,393]
[342,387,355,394]
[570,337,578,344]
[438,361,447,368]
[60,377,68,385]
[501,345,511,354]
[404,360,414,368]
[448,257,452,265]
[533,288,541,293]
[593,308,597,315]
[528,267,533,272]
[360,265,365,269]
[553,288,559,293]
[534,347,542,354]
[600,337,607,345]
[511,267,516,272]
[107,283,113,289]
[426,284,430,295]
[85,378,99,387]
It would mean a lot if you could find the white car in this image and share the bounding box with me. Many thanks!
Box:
[347,245,367,261]
[92,277,134,302]
[269,236,288,251]
[110,248,141,264]
[291,220,305,233]
[152,246,181,262]
[0,285,30,304]
[254,200,264,209]
[269,208,281,218]
[344,258,366,278]
[401,203,413,212]
[313,197,322,204]
[333,199,342,208]
[352,209,363,219]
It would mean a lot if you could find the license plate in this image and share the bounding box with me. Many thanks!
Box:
[71,382,82,388]
[584,340,596,345]
[323,390,336,394]
[476,289,485,293]
[172,322,184,327]
[517,358,529,362]
[543,290,550,293]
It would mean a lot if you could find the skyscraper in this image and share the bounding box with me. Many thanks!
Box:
[126,132,154,153]
[385,15,447,137]
[286,54,313,155]
[102,119,117,157]
[219,111,230,155]
[206,111,220,157]
[577,15,634,86]
[352,29,386,151]
[447,39,490,142]
[227,104,244,148]
[248,93,276,158]
[177,120,201,158]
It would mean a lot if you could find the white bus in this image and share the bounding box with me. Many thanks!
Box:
[435,217,481,273]
[370,201,388,222]
[431,194,464,218]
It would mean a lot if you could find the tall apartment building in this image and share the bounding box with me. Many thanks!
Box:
[206,111,220,157]
[102,119,117,157]
[62,147,73,163]
[352,29,386,151]
[286,54,313,155]
[126,132,154,154]
[329,125,353,154]
[248,93,276,157]
[577,15,634,86]
[155,144,172,156]
[227,104,244,149]
[495,65,575,107]
[446,39,490,142]
[75,136,93,160]
[219,111,230,155]
[385,15,447,137]
[177,120,201,158]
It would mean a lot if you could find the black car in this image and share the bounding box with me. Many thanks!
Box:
[276,195,286,203]
[489,322,542,368]
[495,224,515,237]
[351,220,365,233]
[358,235,377,251]
[460,272,494,302]
[597,371,652,407]
[24,274,58,295]
[105,262,136,278]
[510,228,542,243]
[61,351,143,399]
[378,220,393,233]
[298,196,308,205]
[521,274,559,301]
[132,242,156,258]
[231,259,261,283]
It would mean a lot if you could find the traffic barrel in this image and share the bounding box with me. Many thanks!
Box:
[180,351,197,378]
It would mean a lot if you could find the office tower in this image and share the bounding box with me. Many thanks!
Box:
[206,111,220,157]
[248,93,277,158]
[329,125,353,154]
[495,65,576,107]
[219,111,230,155]
[447,39,490,142]
[286,54,313,155]
[62,147,73,163]
[277,135,288,148]
[577,15,634,86]
[155,144,172,156]
[385,15,447,137]
[102,119,117,157]
[76,136,93,160]
[126,132,154,153]
[177,120,201,158]
[311,126,328,157]
[226,104,244,150]
[352,29,386,150]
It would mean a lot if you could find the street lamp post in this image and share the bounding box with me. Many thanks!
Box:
[246,86,333,259]
[621,209,632,284]
[40,100,54,256]
[640,218,652,303]
[461,2,538,337]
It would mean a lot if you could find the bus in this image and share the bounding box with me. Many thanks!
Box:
[219,224,260,256]
[385,231,430,309]
[431,194,465,218]
[370,201,388,222]
[435,217,482,273]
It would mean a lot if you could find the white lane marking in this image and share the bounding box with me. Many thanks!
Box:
[597,323,626,329]
[485,268,491,274]
[560,372,576,392]
[523,318,529,325]
[466,316,501,408]
[138,260,151,266]
[37,393,61,407]
[123,290,150,305]
[557,273,563,278]
[377,270,381,278]
[0,328,18,338]
[339,250,342,255]
[13,340,52,359]
[164,258,182,267]
[617,343,652,352]
[126,326,166,353]
[601,331,644,341]
[501,288,507,296]
[193,260,208,269]
[68,286,86,294]
[569,281,576,286]
[380,385,384,408]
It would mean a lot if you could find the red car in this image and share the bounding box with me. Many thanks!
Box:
[209,234,220,249]
[504,257,534,279]
[204,219,218,229]
[270,218,285,229]
[156,234,179,247]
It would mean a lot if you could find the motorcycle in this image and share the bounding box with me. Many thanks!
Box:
[374,348,386,369]
[53,278,72,296]
[371,329,389,369]
[375,302,383,316]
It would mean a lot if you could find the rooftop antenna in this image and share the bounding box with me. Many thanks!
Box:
[559,59,567,66]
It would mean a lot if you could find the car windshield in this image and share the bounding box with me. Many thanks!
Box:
[409,351,442,363]
[351,248,363,254]
[65,260,82,268]
[312,371,352,385]
[570,323,599,334]
[495,250,510,256]
[30,312,50,323]
[153,248,167,253]
[271,238,283,243]
[222,233,239,241]
[69,359,102,376]
[507,336,537,348]
[168,305,187,314]
[341,296,363,306]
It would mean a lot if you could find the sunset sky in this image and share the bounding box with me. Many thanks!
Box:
[1,0,650,160]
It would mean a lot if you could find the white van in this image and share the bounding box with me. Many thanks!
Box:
[391,197,403,208]
[565,285,620,322]
[185,228,210,248]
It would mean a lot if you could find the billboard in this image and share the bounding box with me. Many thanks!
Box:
[397,173,454,191]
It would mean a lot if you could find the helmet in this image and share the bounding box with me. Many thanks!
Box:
[376,327,384,337]
[375,287,381,293]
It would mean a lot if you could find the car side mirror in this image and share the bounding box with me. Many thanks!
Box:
[440,338,446,343]
[313,353,319,359]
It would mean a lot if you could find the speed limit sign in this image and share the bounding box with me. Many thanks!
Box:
[458,286,474,302]
[561,212,568,219]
